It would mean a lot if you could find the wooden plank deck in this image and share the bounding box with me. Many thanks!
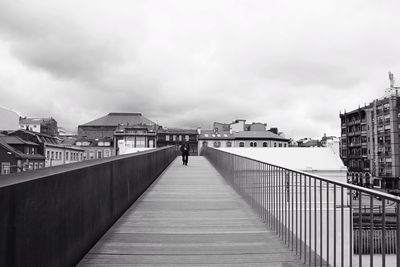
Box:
[78,156,303,267]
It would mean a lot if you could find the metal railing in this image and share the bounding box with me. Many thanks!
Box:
[202,147,400,267]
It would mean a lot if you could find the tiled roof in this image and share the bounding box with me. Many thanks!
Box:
[80,113,156,127]
[233,131,289,140]
[158,128,198,134]
[198,130,234,140]
[10,129,60,144]
[0,136,39,146]
[0,139,45,160]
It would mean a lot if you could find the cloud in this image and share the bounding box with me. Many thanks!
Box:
[0,0,400,139]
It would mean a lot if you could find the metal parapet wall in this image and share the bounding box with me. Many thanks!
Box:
[0,147,177,267]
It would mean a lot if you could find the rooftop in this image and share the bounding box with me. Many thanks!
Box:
[198,130,234,140]
[80,113,156,127]
[218,147,347,172]
[233,130,288,140]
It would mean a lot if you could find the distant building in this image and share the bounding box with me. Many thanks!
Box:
[114,124,157,155]
[19,117,58,136]
[0,134,45,174]
[233,131,289,148]
[58,127,76,138]
[198,130,235,153]
[213,119,267,133]
[9,129,84,167]
[78,113,157,139]
[74,137,115,160]
[297,138,322,147]
[157,128,198,154]
[340,73,400,193]
[198,129,289,154]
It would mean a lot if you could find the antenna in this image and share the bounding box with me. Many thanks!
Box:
[389,71,395,88]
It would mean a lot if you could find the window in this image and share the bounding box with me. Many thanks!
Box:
[89,150,95,159]
[39,163,44,169]
[263,142,268,147]
[253,142,257,147]
[136,137,146,148]
[179,135,182,141]
[104,142,111,146]
[172,135,176,141]
[104,149,111,157]
[239,142,244,147]
[98,142,104,146]
[76,142,82,146]
[28,162,33,170]
[214,141,221,147]
[97,151,102,159]
[227,141,232,147]
[66,152,69,161]
[166,135,170,141]
[274,143,277,147]
[250,142,254,147]
[202,141,208,147]
[47,151,50,159]
[51,151,54,159]
[284,144,287,147]
[279,143,282,147]
[185,135,189,141]
[1,162,10,175]
[34,162,38,169]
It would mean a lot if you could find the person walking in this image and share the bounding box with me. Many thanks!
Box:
[180,142,190,165]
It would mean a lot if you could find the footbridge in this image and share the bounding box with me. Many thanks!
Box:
[1,146,400,267]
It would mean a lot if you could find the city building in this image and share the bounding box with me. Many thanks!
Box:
[198,130,235,152]
[78,112,157,139]
[19,117,58,136]
[213,120,267,133]
[74,137,115,160]
[9,129,84,167]
[340,73,400,193]
[198,129,289,154]
[157,128,198,154]
[233,131,289,148]
[114,124,157,155]
[297,138,322,147]
[0,133,45,174]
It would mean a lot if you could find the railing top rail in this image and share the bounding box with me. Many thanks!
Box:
[205,147,400,203]
[0,146,176,188]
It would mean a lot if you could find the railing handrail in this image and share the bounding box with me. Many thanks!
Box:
[206,147,400,203]
[0,146,174,188]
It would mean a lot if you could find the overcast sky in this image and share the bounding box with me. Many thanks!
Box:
[0,0,399,139]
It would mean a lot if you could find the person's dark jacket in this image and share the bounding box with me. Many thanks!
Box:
[180,143,190,155]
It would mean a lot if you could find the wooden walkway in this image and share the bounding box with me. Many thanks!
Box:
[78,157,303,267]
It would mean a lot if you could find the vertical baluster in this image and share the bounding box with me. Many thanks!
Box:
[309,176,312,267]
[304,174,307,264]
[397,203,400,267]
[349,189,353,267]
[300,174,303,259]
[296,173,299,256]
[327,182,330,267]
[286,170,288,245]
[370,195,373,267]
[359,191,362,267]
[320,180,323,267]
[341,187,344,267]
[292,171,294,251]
[334,184,337,267]
[382,199,386,267]
[314,178,317,267]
